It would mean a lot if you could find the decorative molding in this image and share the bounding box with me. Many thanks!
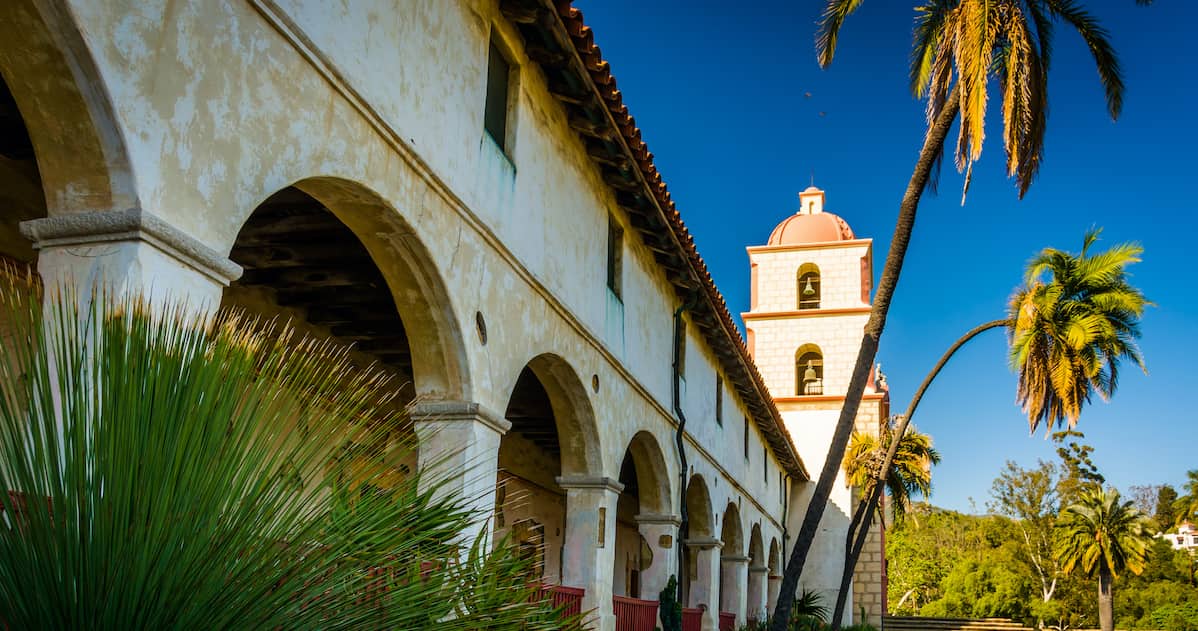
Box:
[721,554,751,564]
[20,209,243,284]
[555,475,625,494]
[742,307,871,320]
[409,400,511,435]
[774,393,887,404]
[634,513,682,527]
[746,237,873,254]
[244,0,788,532]
[749,564,769,573]
[683,536,723,550]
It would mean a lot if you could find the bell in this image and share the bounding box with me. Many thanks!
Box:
[803,360,817,383]
[802,277,816,296]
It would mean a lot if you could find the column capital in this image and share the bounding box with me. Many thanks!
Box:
[749,564,769,574]
[683,536,723,550]
[555,475,625,494]
[634,513,681,526]
[21,209,242,285]
[410,400,510,434]
[721,554,751,565]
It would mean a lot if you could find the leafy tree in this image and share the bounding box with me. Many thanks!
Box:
[1056,488,1155,631]
[771,1,1140,624]
[0,283,575,630]
[1127,484,1163,519]
[1053,430,1107,506]
[990,460,1064,604]
[1155,485,1179,531]
[1172,470,1198,529]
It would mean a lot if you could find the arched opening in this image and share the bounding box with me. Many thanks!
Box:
[767,538,782,614]
[496,354,601,587]
[682,474,714,605]
[223,185,455,495]
[747,524,766,622]
[795,344,824,395]
[719,502,744,617]
[0,73,44,272]
[797,263,820,310]
[613,431,671,599]
[224,179,470,401]
[0,1,137,217]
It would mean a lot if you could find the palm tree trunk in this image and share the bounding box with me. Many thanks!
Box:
[767,85,962,631]
[1098,567,1114,631]
[828,318,1010,628]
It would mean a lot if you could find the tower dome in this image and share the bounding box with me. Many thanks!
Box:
[767,186,855,246]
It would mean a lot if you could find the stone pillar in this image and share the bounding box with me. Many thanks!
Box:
[21,210,241,311]
[635,513,681,601]
[720,554,750,625]
[747,564,769,623]
[557,476,623,631]
[411,400,509,549]
[685,537,723,631]
[767,573,782,619]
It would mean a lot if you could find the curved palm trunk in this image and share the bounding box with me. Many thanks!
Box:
[767,86,961,631]
[829,318,1010,628]
[1098,567,1114,631]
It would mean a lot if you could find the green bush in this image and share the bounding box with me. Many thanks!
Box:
[659,574,683,631]
[0,284,577,629]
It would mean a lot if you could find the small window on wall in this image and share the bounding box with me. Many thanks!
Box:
[743,418,750,461]
[484,41,511,150]
[779,472,785,505]
[763,445,768,482]
[797,264,821,310]
[795,345,824,395]
[607,217,624,299]
[715,377,723,426]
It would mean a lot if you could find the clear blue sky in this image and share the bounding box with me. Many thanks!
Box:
[575,0,1196,513]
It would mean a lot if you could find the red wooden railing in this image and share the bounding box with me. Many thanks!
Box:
[681,607,703,631]
[613,595,658,631]
[531,584,585,619]
[718,611,736,631]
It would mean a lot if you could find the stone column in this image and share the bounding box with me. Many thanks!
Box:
[720,554,750,626]
[21,210,241,312]
[747,564,769,623]
[684,537,723,631]
[767,573,782,618]
[557,476,623,631]
[411,400,510,549]
[635,513,681,601]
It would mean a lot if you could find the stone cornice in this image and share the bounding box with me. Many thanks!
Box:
[746,237,873,255]
[634,513,682,527]
[742,307,871,320]
[555,476,625,493]
[20,209,243,285]
[409,400,511,435]
[683,536,723,550]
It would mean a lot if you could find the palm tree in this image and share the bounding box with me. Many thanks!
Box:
[830,230,1146,629]
[0,278,577,630]
[1172,469,1198,529]
[842,425,940,528]
[771,3,1135,626]
[1056,488,1154,631]
[1010,229,1148,435]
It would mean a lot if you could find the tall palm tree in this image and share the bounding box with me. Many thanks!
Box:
[1172,469,1198,529]
[771,3,1136,627]
[1056,488,1154,631]
[1010,229,1148,435]
[830,230,1146,629]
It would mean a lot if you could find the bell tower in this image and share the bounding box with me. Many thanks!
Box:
[743,186,889,626]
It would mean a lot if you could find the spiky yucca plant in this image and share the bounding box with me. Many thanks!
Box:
[0,276,577,630]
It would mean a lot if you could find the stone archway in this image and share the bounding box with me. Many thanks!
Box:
[747,523,766,622]
[682,474,716,613]
[0,0,137,217]
[613,431,674,600]
[767,537,782,616]
[719,502,746,621]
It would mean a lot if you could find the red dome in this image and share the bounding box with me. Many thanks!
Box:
[768,211,855,246]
